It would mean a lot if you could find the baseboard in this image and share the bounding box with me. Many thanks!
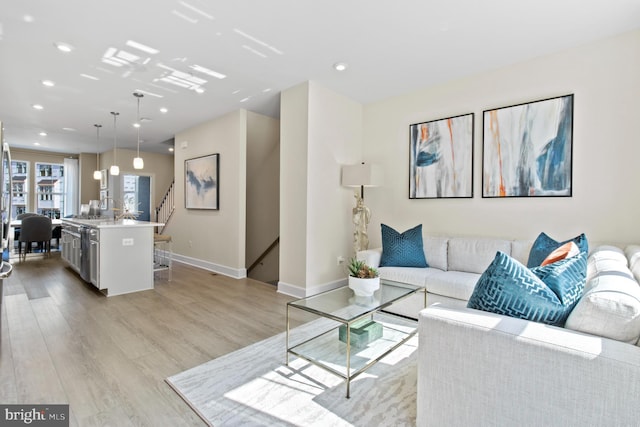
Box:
[172,253,247,279]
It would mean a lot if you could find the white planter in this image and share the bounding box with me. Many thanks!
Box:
[348,276,380,297]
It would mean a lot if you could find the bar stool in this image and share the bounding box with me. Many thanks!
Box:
[153,233,172,281]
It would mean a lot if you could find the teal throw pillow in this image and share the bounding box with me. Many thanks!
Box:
[467,250,587,326]
[379,224,428,268]
[527,232,588,268]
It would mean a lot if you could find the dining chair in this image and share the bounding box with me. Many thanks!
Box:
[14,212,39,242]
[18,215,53,261]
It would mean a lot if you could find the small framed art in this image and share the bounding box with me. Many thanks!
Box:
[99,190,108,209]
[100,169,108,189]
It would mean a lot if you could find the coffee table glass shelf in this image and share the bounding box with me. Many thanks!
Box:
[286,279,425,398]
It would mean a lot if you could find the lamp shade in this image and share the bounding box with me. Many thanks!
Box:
[341,163,383,187]
[110,165,120,176]
[133,156,144,169]
[93,170,102,180]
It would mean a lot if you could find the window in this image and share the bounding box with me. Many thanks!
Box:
[35,162,64,219]
[3,160,29,217]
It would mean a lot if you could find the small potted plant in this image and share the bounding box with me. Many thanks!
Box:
[347,258,380,296]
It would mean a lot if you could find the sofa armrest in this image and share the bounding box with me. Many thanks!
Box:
[357,247,382,268]
[418,304,640,427]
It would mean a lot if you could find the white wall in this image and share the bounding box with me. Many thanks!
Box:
[363,29,640,246]
[279,81,363,296]
[279,83,310,291]
[169,110,247,277]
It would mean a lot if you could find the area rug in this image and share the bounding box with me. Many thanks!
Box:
[166,319,418,426]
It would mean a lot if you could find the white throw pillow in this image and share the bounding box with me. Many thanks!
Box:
[565,274,640,344]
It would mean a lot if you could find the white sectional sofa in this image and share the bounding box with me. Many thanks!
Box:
[357,235,533,318]
[418,303,640,426]
[361,236,640,425]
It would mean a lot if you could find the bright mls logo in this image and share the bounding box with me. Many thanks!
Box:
[1,405,69,426]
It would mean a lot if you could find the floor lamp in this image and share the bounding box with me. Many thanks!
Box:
[342,163,383,255]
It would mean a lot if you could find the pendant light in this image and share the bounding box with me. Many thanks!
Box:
[133,92,144,169]
[93,124,102,180]
[109,111,120,176]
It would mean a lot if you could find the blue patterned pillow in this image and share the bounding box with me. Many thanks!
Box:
[467,250,587,326]
[527,232,588,268]
[379,224,428,268]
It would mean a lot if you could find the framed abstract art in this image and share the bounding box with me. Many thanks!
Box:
[409,113,474,199]
[185,153,220,210]
[482,94,574,198]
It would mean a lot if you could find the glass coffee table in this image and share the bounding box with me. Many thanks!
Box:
[286,279,426,398]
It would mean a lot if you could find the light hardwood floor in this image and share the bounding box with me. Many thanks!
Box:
[0,253,309,426]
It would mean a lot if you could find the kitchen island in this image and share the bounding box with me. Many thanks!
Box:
[61,218,163,296]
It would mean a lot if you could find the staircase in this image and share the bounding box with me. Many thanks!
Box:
[155,180,175,234]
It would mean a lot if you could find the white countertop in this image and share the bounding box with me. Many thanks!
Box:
[11,219,63,226]
[62,218,164,229]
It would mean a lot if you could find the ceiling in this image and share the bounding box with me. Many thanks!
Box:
[1,0,638,156]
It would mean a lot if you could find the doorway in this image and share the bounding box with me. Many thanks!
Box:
[122,174,151,221]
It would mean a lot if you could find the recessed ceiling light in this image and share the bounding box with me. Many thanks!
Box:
[39,132,47,136]
[41,80,55,87]
[160,108,168,113]
[23,15,34,23]
[32,104,43,110]
[54,42,74,53]
[194,87,205,94]
[333,62,348,71]
[34,142,40,146]
[126,40,159,55]
[80,73,100,81]
[62,127,77,132]
[168,147,174,152]
[189,64,226,79]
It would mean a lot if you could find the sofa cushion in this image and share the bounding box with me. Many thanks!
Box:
[426,270,480,301]
[626,245,640,264]
[423,236,449,271]
[510,239,533,265]
[587,256,633,283]
[448,237,511,274]
[565,273,640,344]
[380,224,428,268]
[527,232,588,268]
[625,245,640,283]
[591,245,627,265]
[467,251,587,326]
[378,266,441,287]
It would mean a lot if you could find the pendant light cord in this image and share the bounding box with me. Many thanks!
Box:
[111,111,119,164]
[133,92,144,160]
[137,95,141,157]
[94,124,101,164]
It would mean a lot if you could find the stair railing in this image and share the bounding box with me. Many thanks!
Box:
[247,237,279,274]
[155,180,175,234]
